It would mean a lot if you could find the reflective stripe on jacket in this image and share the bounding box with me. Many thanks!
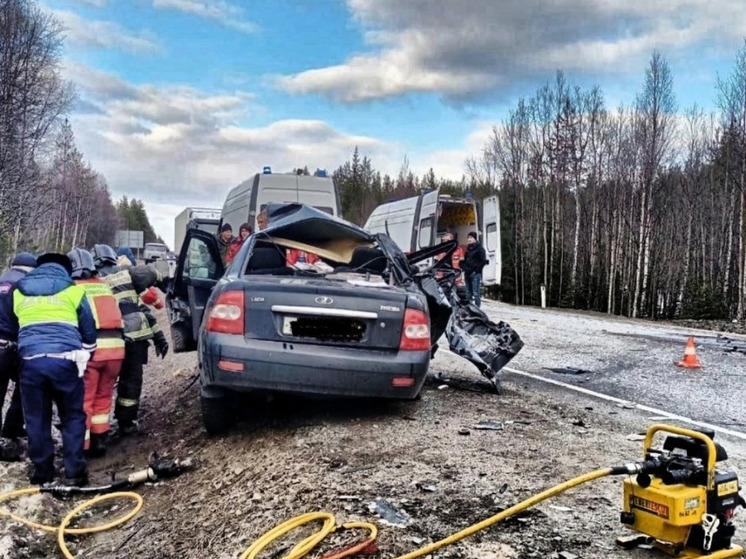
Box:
[14,286,85,329]
[76,278,126,361]
[98,266,155,342]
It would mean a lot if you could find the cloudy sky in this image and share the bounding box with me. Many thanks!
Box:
[45,0,746,246]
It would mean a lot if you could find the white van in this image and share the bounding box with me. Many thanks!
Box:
[364,189,501,286]
[220,168,340,233]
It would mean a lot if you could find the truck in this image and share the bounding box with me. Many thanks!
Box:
[220,167,340,234]
[174,207,222,254]
[363,189,501,287]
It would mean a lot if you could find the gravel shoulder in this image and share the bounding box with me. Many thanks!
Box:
[1,304,745,559]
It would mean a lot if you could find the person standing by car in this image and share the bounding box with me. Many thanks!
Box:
[92,244,168,436]
[256,210,268,231]
[68,249,125,457]
[13,253,97,485]
[217,223,235,265]
[460,231,488,308]
[0,252,37,442]
[226,222,252,264]
[436,232,464,289]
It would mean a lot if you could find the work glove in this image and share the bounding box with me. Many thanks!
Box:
[153,331,169,359]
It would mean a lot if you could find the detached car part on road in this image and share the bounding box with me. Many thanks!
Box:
[166,204,522,434]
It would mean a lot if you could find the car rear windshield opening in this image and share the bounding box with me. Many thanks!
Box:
[289,316,366,343]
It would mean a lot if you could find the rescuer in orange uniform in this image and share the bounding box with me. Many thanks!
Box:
[68,248,125,457]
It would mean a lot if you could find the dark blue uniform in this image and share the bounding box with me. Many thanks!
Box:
[13,261,97,484]
[0,266,31,438]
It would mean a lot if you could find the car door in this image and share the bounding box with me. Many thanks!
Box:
[167,228,224,351]
[481,195,501,286]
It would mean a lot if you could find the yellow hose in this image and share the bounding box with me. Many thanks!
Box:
[0,487,143,559]
[242,467,613,559]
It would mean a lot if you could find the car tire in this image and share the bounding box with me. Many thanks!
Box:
[171,322,196,353]
[201,393,234,435]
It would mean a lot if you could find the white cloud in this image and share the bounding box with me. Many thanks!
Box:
[63,64,392,244]
[152,0,257,33]
[71,0,108,6]
[277,0,746,102]
[53,10,159,53]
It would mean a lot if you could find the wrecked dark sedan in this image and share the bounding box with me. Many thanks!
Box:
[167,204,455,434]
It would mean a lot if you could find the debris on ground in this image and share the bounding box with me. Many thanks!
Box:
[473,421,504,431]
[545,367,592,376]
[368,498,410,527]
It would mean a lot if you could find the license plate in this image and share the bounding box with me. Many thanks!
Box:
[282,316,297,335]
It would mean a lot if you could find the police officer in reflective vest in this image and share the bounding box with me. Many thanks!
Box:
[0,252,37,441]
[13,253,97,485]
[92,245,168,435]
[68,248,125,457]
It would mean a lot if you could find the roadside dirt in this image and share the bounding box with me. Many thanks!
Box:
[1,307,745,558]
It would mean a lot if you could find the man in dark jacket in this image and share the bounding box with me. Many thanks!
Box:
[216,223,235,265]
[13,253,97,485]
[92,244,168,436]
[460,231,488,308]
[0,252,37,441]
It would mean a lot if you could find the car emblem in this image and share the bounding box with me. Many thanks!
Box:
[315,296,334,305]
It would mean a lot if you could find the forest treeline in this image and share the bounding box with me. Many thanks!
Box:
[0,0,159,262]
[333,48,746,321]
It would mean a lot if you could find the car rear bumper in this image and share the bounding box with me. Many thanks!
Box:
[199,333,429,399]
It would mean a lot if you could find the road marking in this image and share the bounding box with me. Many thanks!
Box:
[503,366,746,441]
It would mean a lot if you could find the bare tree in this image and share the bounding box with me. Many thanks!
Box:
[0,0,73,250]
[631,51,677,317]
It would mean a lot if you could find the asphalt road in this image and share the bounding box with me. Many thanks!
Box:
[471,301,746,454]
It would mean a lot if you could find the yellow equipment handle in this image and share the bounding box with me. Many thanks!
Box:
[644,424,718,490]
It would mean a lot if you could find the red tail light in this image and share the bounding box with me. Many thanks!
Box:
[399,308,430,351]
[206,290,244,335]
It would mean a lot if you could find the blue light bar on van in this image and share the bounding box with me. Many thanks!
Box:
[262,166,272,174]
[315,169,327,177]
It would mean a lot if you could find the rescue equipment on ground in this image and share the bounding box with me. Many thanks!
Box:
[619,424,743,557]
[0,452,194,559]
[242,425,743,559]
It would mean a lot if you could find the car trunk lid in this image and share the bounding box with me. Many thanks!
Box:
[242,275,409,350]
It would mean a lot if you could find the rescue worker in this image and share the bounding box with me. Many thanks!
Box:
[68,248,125,457]
[91,244,168,436]
[460,231,489,308]
[13,253,97,485]
[0,252,37,441]
[435,232,464,289]
[226,222,252,264]
[217,223,235,265]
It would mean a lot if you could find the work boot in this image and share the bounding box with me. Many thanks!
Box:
[119,420,140,436]
[29,467,54,486]
[62,471,89,488]
[0,437,23,462]
[86,433,107,458]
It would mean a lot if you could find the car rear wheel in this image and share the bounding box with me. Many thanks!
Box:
[201,393,234,435]
[171,322,196,353]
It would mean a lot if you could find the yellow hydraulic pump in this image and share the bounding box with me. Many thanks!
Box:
[619,425,745,558]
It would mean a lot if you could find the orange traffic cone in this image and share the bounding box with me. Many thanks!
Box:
[676,337,702,369]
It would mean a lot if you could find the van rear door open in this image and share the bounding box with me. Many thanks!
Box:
[416,189,440,250]
[481,195,501,286]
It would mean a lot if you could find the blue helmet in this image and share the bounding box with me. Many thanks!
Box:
[92,244,118,268]
[68,248,96,279]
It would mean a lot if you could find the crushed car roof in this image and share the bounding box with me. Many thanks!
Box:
[256,204,375,263]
